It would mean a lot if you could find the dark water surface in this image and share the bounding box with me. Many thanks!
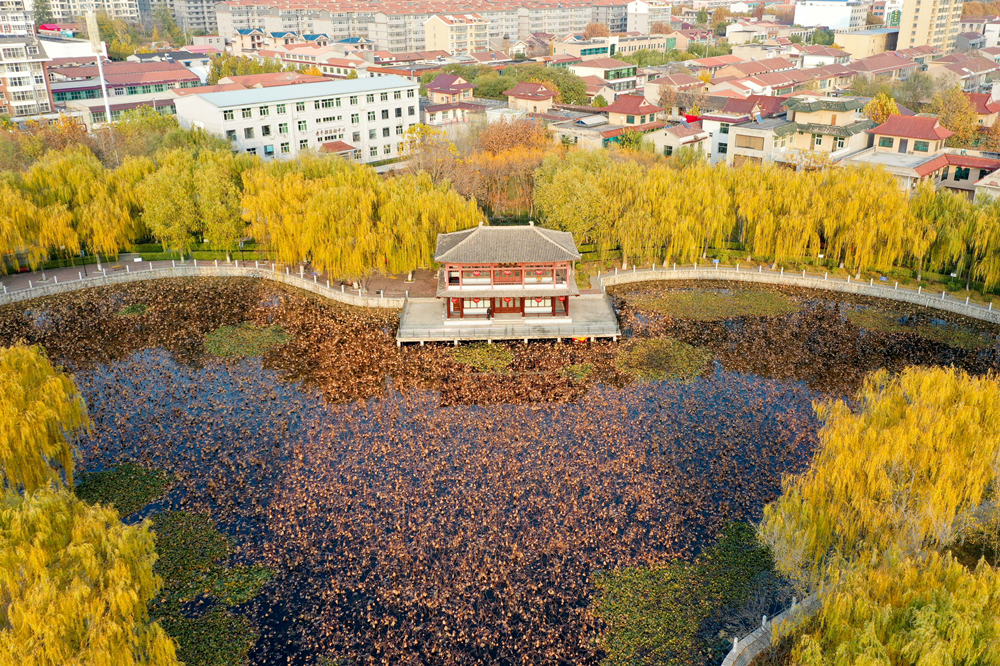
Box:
[4,278,999,666]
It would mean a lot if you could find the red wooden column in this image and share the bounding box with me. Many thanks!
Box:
[565,296,570,318]
[551,297,556,317]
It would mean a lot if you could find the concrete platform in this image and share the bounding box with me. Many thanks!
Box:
[396,295,621,345]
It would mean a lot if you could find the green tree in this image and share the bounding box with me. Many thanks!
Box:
[32,0,53,26]
[195,150,253,258]
[616,129,650,152]
[696,9,709,23]
[0,486,179,666]
[139,148,199,255]
[592,94,608,108]
[0,345,89,493]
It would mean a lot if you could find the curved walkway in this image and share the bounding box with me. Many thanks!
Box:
[597,264,1000,326]
[0,260,406,309]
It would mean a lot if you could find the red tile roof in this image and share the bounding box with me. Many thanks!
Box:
[571,57,634,70]
[870,114,954,141]
[913,153,1000,177]
[967,93,1000,115]
[648,73,703,88]
[320,140,354,153]
[601,94,662,115]
[600,121,664,138]
[504,82,558,100]
[426,74,475,93]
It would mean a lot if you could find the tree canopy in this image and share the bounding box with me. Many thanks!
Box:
[0,345,89,493]
[0,486,179,666]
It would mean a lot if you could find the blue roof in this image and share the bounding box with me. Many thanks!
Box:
[337,37,364,43]
[269,31,296,38]
[303,34,329,41]
[182,75,415,108]
[236,29,259,35]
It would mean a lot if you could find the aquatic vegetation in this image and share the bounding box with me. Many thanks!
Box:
[847,308,996,351]
[628,288,801,321]
[118,303,149,317]
[449,342,515,373]
[616,338,713,382]
[204,323,290,358]
[75,463,174,517]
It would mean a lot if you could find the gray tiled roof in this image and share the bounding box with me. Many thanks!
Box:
[434,224,581,264]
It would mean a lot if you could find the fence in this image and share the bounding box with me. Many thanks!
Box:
[721,594,821,666]
[0,260,406,309]
[597,263,1000,326]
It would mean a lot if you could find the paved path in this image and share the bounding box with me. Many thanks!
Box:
[596,263,1000,326]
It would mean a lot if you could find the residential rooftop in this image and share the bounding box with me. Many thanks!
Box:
[180,75,414,108]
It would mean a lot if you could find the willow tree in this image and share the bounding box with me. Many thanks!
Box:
[938,189,982,290]
[793,550,1000,666]
[0,183,77,273]
[0,345,89,493]
[972,194,1000,292]
[242,167,319,268]
[906,180,948,281]
[195,150,255,260]
[0,487,179,666]
[379,172,484,277]
[22,146,134,261]
[761,366,1000,588]
[598,160,655,268]
[733,164,820,264]
[139,148,199,256]
[533,150,612,244]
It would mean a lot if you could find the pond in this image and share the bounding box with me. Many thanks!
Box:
[2,278,998,666]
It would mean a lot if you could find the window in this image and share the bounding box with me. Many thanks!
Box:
[300,139,309,150]
[226,129,237,141]
[382,109,389,119]
[370,146,378,157]
[407,89,415,98]
[834,136,845,149]
[955,167,971,181]
[914,140,929,152]
[397,142,404,153]
[276,104,286,114]
[366,94,375,103]
[244,127,254,139]
[353,131,361,142]
[395,107,402,118]
[395,125,404,135]
[718,143,728,154]
[384,144,391,154]
[380,92,388,101]
[879,136,894,148]
[223,109,234,121]
[393,90,401,99]
[663,145,673,156]
[350,95,358,104]
[279,123,288,134]
[259,106,269,116]
[813,134,823,147]
[242,108,252,118]
[296,102,306,112]
[626,115,635,124]
[368,111,376,121]
[719,123,730,134]
[735,135,764,150]
[262,125,271,136]
[298,120,307,131]
[408,106,415,116]
[383,127,390,137]
[264,145,274,156]
[351,113,359,123]
[941,166,950,180]
[247,147,256,155]
[369,129,377,139]
[281,142,290,153]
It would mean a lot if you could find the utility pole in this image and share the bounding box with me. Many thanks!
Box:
[86,11,119,167]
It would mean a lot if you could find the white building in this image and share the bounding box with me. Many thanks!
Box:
[173,76,419,163]
[26,0,140,23]
[793,0,867,31]
[625,0,671,34]
[424,14,489,56]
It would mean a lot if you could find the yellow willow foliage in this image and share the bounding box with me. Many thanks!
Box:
[244,159,482,279]
[0,487,179,666]
[532,150,611,242]
[22,146,134,259]
[906,180,948,278]
[939,190,981,287]
[196,150,252,254]
[662,163,735,264]
[0,345,89,493]
[973,195,1000,292]
[794,550,1000,666]
[379,172,485,274]
[760,366,1000,588]
[0,184,76,272]
[459,146,551,216]
[112,156,157,243]
[139,149,199,255]
[598,160,655,267]
[818,167,911,272]
[734,165,821,263]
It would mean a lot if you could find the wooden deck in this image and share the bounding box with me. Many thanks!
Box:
[396,295,621,345]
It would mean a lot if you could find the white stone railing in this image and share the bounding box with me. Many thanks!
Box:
[598,263,1000,325]
[721,594,821,666]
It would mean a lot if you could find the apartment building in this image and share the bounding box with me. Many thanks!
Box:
[0,34,55,119]
[625,0,670,34]
[0,0,32,34]
[424,14,488,56]
[39,0,140,23]
[591,3,626,33]
[793,0,867,31]
[169,0,219,33]
[174,75,419,163]
[897,0,963,53]
[568,58,638,98]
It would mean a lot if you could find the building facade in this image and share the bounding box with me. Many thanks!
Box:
[897,0,963,53]
[793,0,867,31]
[173,75,418,163]
[0,34,54,119]
[424,14,488,56]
